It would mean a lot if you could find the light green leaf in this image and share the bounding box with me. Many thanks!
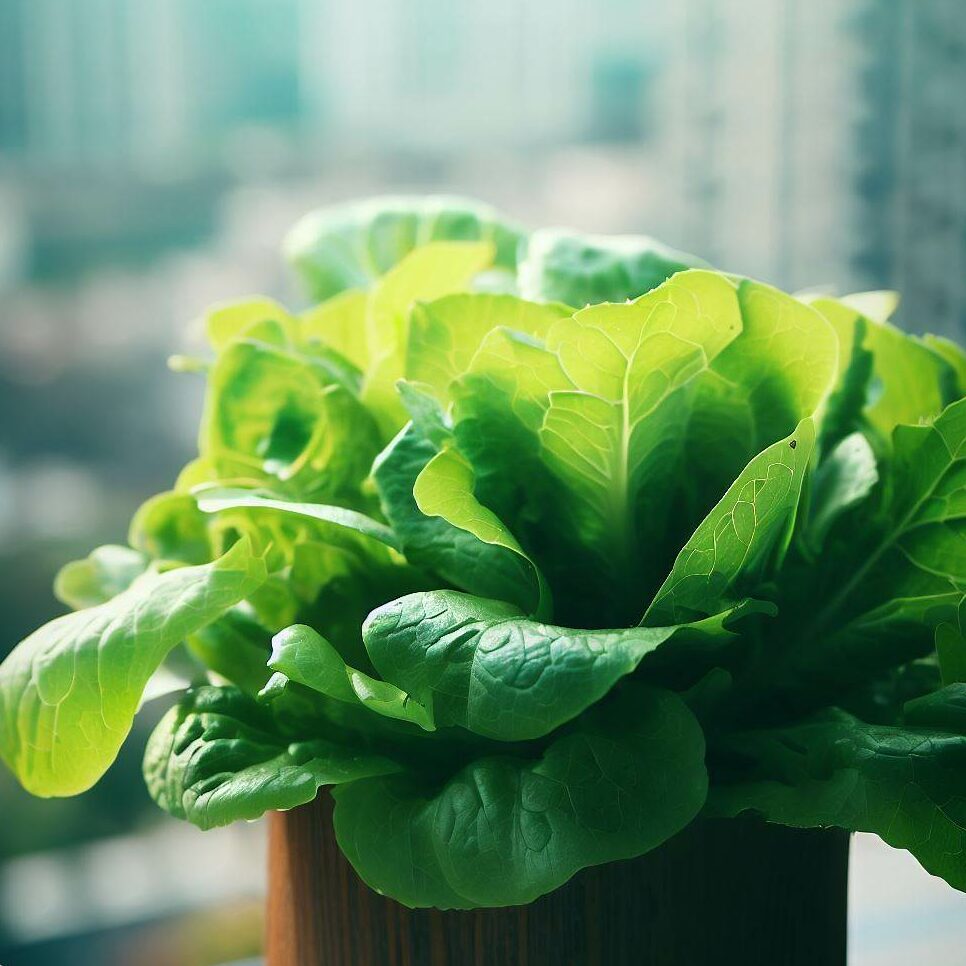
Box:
[144,685,400,829]
[452,275,836,626]
[763,398,966,711]
[814,311,875,452]
[195,487,401,552]
[0,539,268,797]
[406,293,570,404]
[362,242,496,437]
[201,338,380,501]
[396,380,451,447]
[268,624,433,730]
[413,448,550,616]
[284,195,523,302]
[706,282,837,451]
[647,420,815,624]
[811,397,966,638]
[453,270,746,624]
[811,297,952,439]
[129,491,212,565]
[54,545,149,610]
[333,685,707,908]
[300,289,369,371]
[204,298,297,352]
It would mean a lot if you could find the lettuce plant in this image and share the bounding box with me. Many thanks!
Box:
[3,196,966,909]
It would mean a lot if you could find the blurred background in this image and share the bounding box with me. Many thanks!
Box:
[0,0,965,963]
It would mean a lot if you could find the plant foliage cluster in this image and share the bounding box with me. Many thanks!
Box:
[3,196,966,908]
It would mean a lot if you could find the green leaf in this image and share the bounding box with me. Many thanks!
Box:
[413,448,550,616]
[453,270,745,624]
[372,425,538,607]
[518,228,708,307]
[363,589,745,741]
[129,491,213,565]
[396,380,451,447]
[815,312,875,453]
[646,420,815,624]
[299,289,369,371]
[704,282,837,455]
[406,293,570,404]
[202,338,381,502]
[284,195,524,302]
[53,545,149,610]
[268,624,434,730]
[708,686,966,891]
[204,298,298,352]
[811,397,966,639]
[187,605,274,696]
[804,432,879,553]
[0,539,268,796]
[361,242,496,437]
[452,275,836,626]
[937,606,966,687]
[144,685,400,829]
[333,685,707,908]
[195,487,401,552]
[811,297,953,439]
[924,334,966,399]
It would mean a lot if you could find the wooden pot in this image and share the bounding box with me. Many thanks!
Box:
[266,792,849,966]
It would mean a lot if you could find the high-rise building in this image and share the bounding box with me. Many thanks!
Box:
[653,0,862,290]
[1,0,963,342]
[296,0,663,154]
[852,0,966,338]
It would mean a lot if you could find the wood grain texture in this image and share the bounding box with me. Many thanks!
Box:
[267,792,849,966]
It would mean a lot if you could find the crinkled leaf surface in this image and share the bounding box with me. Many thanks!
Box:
[333,685,707,908]
[363,590,745,741]
[144,685,399,829]
[202,338,380,501]
[708,685,966,891]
